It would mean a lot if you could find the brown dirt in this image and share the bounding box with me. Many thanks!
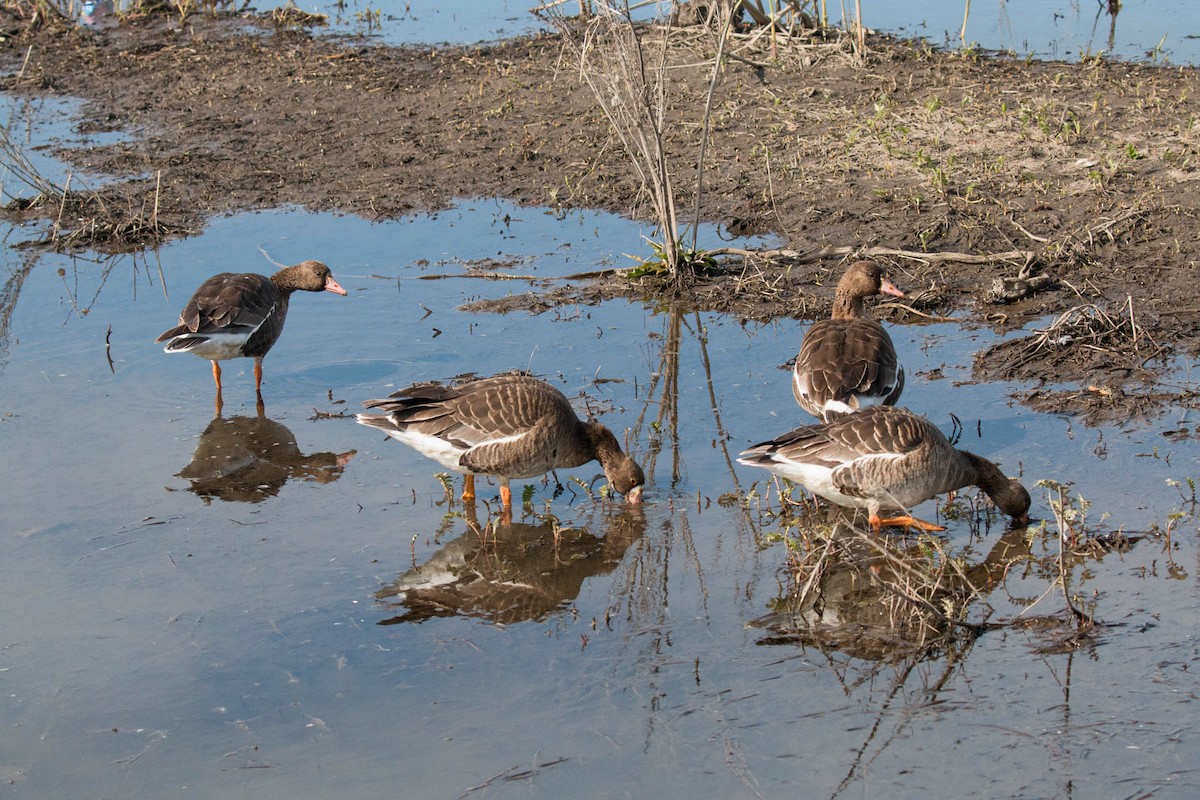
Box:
[2,9,1199,423]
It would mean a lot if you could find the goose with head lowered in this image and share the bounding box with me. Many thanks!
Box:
[738,405,1030,532]
[357,373,645,510]
[157,260,347,403]
[793,260,905,420]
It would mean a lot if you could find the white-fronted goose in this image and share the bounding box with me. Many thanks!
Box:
[357,373,645,508]
[738,405,1030,532]
[156,260,347,399]
[792,260,905,420]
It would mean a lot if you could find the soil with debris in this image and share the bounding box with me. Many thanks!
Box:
[1,8,1199,423]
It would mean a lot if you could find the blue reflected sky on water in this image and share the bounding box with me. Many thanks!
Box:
[306,0,1199,65]
[4,190,1199,796]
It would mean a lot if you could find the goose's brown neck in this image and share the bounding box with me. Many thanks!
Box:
[963,451,1002,491]
[270,266,306,294]
[584,422,624,466]
[830,291,866,320]
[585,421,645,497]
[963,451,1031,521]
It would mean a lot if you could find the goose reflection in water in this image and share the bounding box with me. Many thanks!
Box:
[176,406,356,504]
[376,505,646,626]
[751,523,1038,663]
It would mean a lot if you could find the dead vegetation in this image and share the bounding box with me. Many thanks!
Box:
[979,296,1164,383]
[2,0,248,29]
[974,293,1200,422]
[2,173,183,251]
[744,475,1170,662]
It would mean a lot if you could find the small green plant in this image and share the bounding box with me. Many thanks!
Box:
[928,166,949,196]
[354,6,381,29]
[569,475,595,501]
[1166,476,1197,509]
[435,472,455,505]
[1036,479,1110,550]
[958,41,981,63]
[1059,111,1082,143]
[626,237,715,281]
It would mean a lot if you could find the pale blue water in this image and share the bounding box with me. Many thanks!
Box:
[302,0,1200,65]
[3,191,1199,797]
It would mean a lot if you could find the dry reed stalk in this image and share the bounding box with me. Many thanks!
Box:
[707,243,1035,267]
[552,2,684,281]
[689,0,736,253]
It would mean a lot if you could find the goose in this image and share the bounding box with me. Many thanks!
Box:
[738,405,1030,532]
[156,260,347,398]
[357,373,645,509]
[793,260,905,420]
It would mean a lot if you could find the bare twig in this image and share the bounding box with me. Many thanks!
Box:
[707,244,1035,266]
[690,0,736,252]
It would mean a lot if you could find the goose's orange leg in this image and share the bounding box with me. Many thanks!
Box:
[870,513,947,533]
[499,483,512,509]
[462,474,475,502]
[211,361,224,415]
[254,358,264,394]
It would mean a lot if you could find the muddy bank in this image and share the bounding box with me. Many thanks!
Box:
[1,9,1198,421]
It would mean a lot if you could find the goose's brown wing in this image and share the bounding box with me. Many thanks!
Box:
[824,407,930,499]
[363,374,575,451]
[459,413,565,479]
[157,273,283,343]
[793,318,903,417]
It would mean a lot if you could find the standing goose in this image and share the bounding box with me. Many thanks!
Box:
[357,373,645,509]
[157,260,347,400]
[738,405,1030,532]
[793,260,905,420]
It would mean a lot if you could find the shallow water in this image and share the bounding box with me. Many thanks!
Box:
[3,187,1200,798]
[4,33,1200,800]
[285,0,1200,66]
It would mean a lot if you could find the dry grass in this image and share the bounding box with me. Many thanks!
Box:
[0,124,182,249]
[980,297,1162,382]
[549,2,690,285]
[743,475,1163,661]
[545,1,859,289]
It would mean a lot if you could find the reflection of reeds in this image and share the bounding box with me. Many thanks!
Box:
[0,251,38,369]
[633,303,682,487]
[755,520,1008,661]
[56,249,169,324]
[632,303,751,492]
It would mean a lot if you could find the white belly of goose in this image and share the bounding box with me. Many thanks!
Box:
[762,451,909,511]
[361,421,532,476]
[164,331,251,361]
[376,427,472,472]
[765,460,867,509]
